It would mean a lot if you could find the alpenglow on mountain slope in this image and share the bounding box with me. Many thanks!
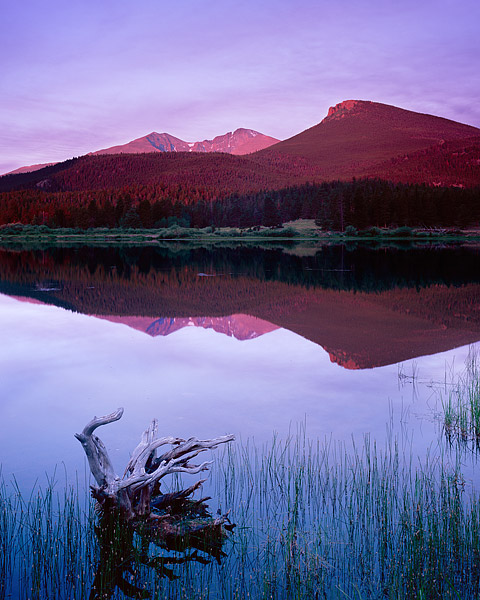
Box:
[5,128,280,175]
[2,99,480,192]
[258,99,480,181]
[91,128,280,157]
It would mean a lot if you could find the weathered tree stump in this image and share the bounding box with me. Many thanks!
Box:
[75,408,235,599]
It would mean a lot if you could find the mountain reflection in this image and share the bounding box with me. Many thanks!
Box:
[96,314,279,341]
[0,243,479,369]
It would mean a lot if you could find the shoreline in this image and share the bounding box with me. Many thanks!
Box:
[1,223,480,246]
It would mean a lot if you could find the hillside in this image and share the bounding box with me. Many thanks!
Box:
[6,162,57,176]
[363,136,480,187]
[259,100,480,181]
[13,152,309,195]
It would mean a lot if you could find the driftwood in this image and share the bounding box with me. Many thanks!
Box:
[75,408,235,599]
[75,407,234,517]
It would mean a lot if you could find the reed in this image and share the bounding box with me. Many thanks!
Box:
[1,430,480,599]
[0,473,96,600]
[442,349,480,447]
[213,430,480,599]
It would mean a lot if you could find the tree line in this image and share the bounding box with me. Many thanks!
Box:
[0,178,479,230]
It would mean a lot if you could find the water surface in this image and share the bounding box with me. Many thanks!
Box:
[1,242,479,488]
[2,242,480,599]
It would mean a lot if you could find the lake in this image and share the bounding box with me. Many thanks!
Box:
[1,241,480,598]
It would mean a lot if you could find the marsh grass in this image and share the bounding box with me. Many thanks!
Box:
[442,350,480,447]
[2,432,480,599]
[0,473,97,600]
[214,431,480,599]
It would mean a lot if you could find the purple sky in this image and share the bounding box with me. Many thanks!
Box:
[1,0,479,173]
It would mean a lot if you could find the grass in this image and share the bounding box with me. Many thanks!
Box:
[0,473,96,599]
[0,221,479,246]
[2,428,480,599]
[442,350,480,447]
[214,432,480,599]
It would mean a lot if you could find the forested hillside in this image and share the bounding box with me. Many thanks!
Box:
[0,178,478,229]
[1,100,479,230]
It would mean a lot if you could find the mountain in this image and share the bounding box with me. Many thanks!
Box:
[2,100,479,201]
[4,128,279,176]
[6,162,56,176]
[82,101,480,185]
[91,128,279,157]
[259,100,480,181]
[94,314,279,341]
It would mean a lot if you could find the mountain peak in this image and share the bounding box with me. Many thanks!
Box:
[323,99,370,122]
[261,99,480,183]
[233,127,258,136]
[91,128,279,157]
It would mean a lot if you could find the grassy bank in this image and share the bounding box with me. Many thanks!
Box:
[2,431,480,599]
[0,220,479,247]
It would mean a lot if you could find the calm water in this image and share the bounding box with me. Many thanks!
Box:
[1,242,480,598]
[1,242,479,486]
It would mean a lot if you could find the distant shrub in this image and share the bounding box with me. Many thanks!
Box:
[391,226,413,237]
[360,226,383,237]
[214,229,240,236]
[0,223,25,234]
[56,228,77,234]
[257,227,296,238]
[157,226,191,238]
[344,225,358,236]
[275,227,296,237]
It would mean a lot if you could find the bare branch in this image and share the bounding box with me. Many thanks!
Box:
[120,434,235,494]
[77,408,124,438]
[155,434,235,467]
[75,408,124,487]
[125,436,184,479]
[169,461,213,475]
[76,409,234,519]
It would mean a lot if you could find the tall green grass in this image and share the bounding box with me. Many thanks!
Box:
[214,431,480,599]
[1,431,480,599]
[442,350,480,446]
[0,473,96,599]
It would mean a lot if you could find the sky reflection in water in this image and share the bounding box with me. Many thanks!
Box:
[0,293,474,490]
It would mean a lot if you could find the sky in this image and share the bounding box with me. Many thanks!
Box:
[1,0,479,173]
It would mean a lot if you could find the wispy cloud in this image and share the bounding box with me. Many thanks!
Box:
[1,0,479,172]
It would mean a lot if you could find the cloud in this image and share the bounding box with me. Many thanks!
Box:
[1,0,479,171]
